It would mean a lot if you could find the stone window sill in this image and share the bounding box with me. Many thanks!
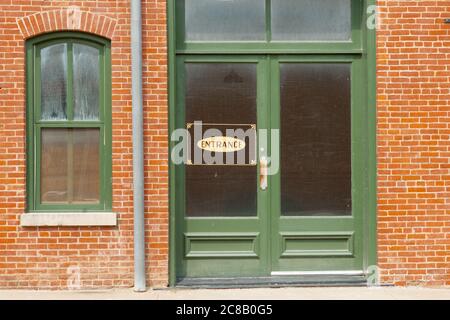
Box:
[20,212,117,227]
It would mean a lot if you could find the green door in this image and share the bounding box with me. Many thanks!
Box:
[169,0,376,284]
[173,54,367,281]
[269,56,365,276]
[174,56,271,278]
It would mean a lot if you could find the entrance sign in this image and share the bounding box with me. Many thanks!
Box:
[187,122,256,166]
[197,136,246,153]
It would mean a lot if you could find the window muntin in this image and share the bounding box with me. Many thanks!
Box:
[28,33,111,212]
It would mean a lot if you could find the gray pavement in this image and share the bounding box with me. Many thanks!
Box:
[0,286,450,300]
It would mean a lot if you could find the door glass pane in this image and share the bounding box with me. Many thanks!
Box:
[184,0,266,41]
[41,128,100,204]
[185,63,257,217]
[280,63,351,216]
[73,44,100,120]
[40,44,67,120]
[271,0,351,41]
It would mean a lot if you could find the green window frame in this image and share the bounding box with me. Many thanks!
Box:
[26,32,112,212]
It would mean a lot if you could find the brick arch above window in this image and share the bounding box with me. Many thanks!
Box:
[17,7,117,40]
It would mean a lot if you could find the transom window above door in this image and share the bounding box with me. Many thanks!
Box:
[175,0,362,51]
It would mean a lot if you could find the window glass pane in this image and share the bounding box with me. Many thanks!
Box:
[40,44,67,120]
[184,0,266,41]
[185,63,257,217]
[41,128,100,204]
[280,63,351,216]
[72,129,100,203]
[73,44,100,120]
[271,0,351,41]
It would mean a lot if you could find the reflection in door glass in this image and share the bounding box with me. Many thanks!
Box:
[280,63,351,216]
[185,63,257,217]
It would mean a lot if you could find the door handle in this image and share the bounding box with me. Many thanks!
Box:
[260,156,268,191]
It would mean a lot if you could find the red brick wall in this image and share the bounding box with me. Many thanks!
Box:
[1,0,450,289]
[377,0,450,286]
[0,0,168,289]
[142,0,169,287]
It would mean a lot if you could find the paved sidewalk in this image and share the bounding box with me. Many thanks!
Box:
[0,286,450,300]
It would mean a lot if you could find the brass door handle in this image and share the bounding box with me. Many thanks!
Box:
[260,156,268,190]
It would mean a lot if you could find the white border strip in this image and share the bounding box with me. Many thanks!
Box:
[271,270,365,276]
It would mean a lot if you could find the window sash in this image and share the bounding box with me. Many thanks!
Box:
[34,39,105,124]
[26,33,112,212]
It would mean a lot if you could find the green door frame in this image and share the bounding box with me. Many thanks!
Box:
[167,0,377,286]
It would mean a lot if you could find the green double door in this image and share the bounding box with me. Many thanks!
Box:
[174,54,367,282]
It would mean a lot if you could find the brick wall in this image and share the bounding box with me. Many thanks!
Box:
[377,0,450,286]
[1,0,450,289]
[0,0,168,289]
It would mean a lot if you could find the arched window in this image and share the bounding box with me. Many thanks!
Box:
[26,32,112,212]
